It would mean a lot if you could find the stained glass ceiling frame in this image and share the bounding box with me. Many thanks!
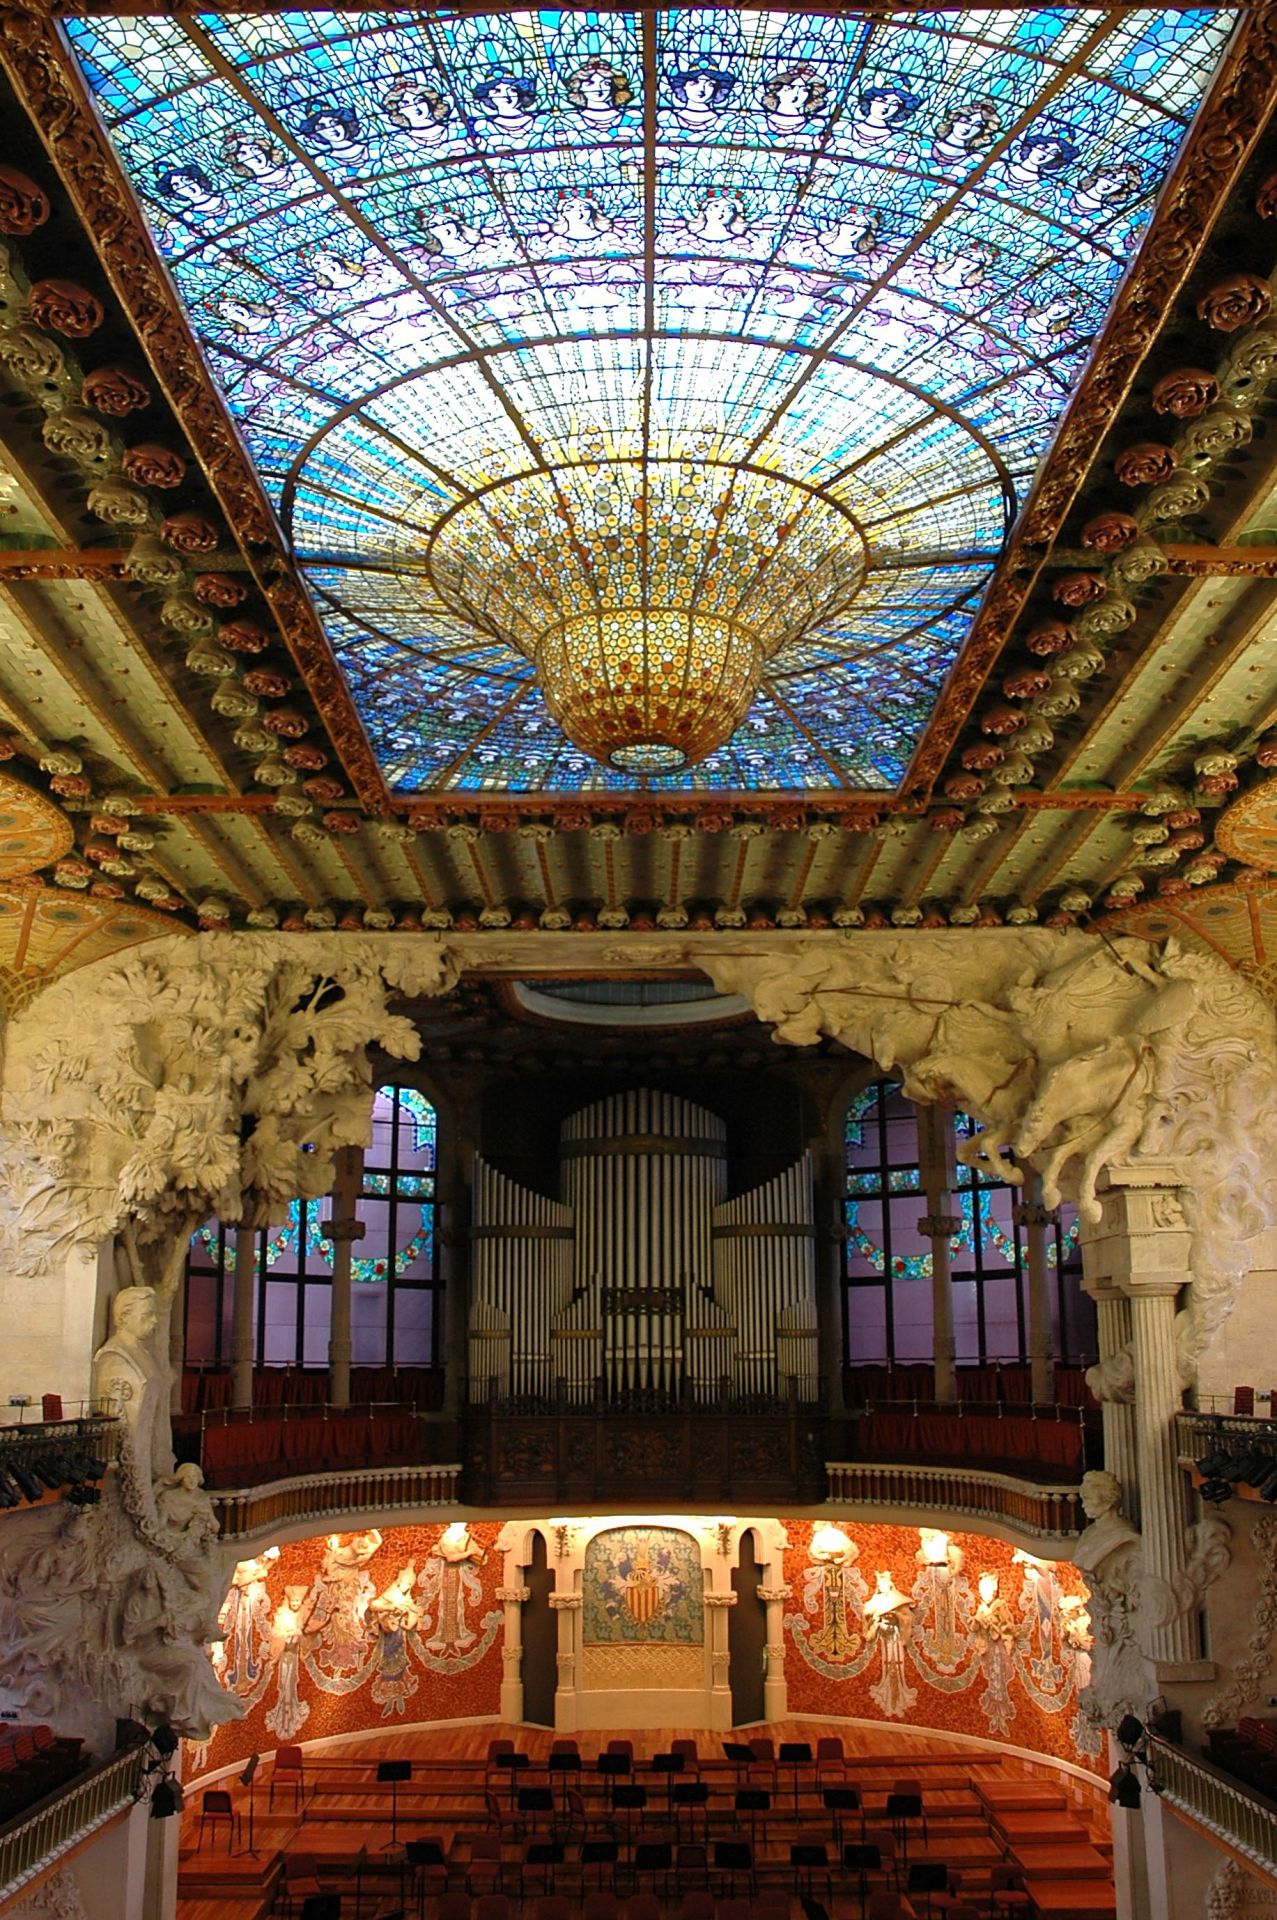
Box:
[2,1,1252,810]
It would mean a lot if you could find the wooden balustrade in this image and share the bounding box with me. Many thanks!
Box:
[824,1459,1084,1539]
[0,1741,148,1903]
[213,1462,462,1540]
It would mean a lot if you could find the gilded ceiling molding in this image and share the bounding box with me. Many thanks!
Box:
[0,3,391,815]
[902,3,1277,801]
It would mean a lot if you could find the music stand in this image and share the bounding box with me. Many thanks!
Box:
[496,1749,531,1805]
[722,1741,755,1788]
[779,1741,812,1813]
[378,1759,412,1845]
[238,1753,260,1860]
[886,1790,923,1867]
[843,1842,881,1920]
[650,1750,683,1811]
[907,1861,949,1918]
[823,1785,861,1848]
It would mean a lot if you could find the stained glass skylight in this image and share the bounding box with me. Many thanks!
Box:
[68,7,1234,792]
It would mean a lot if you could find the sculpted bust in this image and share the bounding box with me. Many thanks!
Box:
[1074,1469,1140,1575]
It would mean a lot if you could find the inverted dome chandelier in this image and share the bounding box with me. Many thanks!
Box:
[430,461,865,770]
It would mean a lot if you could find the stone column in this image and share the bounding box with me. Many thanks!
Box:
[1015,1175,1055,1406]
[323,1146,364,1409]
[917,1104,959,1404]
[811,1136,848,1418]
[497,1582,530,1722]
[549,1592,582,1732]
[230,1227,256,1412]
[704,1590,736,1730]
[1080,1216,1138,1515]
[1084,1165,1206,1679]
[168,1257,186,1417]
[757,1582,791,1721]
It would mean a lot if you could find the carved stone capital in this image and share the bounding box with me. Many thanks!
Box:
[756,1585,792,1604]
[322,1215,365,1243]
[918,1213,961,1238]
[497,1586,531,1605]
[556,1653,577,1673]
[704,1592,738,1607]
[549,1593,583,1610]
[1012,1202,1055,1229]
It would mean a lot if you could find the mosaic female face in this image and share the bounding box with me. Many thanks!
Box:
[932,97,1000,164]
[760,66,826,136]
[474,71,536,138]
[383,81,451,138]
[566,59,633,130]
[157,164,222,215]
[223,132,291,185]
[669,64,736,130]
[300,104,366,163]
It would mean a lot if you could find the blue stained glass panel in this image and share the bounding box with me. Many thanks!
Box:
[69,8,1233,792]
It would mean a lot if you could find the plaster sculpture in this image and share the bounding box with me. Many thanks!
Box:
[1073,1470,1231,1729]
[0,1279,240,1743]
[702,930,1277,1389]
[1207,1857,1277,1918]
[7,1870,88,1920]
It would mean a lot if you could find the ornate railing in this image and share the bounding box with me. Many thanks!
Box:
[825,1460,1084,1539]
[213,1462,462,1540]
[0,1742,147,1902]
[1148,1735,1277,1880]
[1176,1409,1276,1458]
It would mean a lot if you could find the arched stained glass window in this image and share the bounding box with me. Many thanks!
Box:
[843,1080,1091,1372]
[183,1083,440,1376]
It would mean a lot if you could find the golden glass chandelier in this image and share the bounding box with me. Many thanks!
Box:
[430,460,866,771]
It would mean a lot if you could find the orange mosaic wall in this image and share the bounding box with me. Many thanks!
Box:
[186,1521,504,1779]
[780,1520,1098,1773]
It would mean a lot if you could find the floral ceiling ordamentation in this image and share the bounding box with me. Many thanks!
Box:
[69,7,1233,792]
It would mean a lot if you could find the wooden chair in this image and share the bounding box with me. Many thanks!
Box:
[989,1864,1031,1917]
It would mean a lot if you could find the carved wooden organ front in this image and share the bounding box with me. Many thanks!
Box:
[468,1089,818,1407]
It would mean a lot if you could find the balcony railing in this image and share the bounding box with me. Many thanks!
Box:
[825,1459,1084,1539]
[1148,1734,1277,1881]
[0,1741,148,1902]
[213,1461,462,1540]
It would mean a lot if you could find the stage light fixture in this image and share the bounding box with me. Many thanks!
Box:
[1108,1764,1142,1809]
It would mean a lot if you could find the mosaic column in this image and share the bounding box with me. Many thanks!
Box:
[324,1146,364,1410]
[918,1104,958,1403]
[1014,1175,1056,1407]
[549,1592,583,1733]
[230,1226,256,1411]
[498,1582,531,1722]
[757,1583,791,1721]
[704,1590,736,1728]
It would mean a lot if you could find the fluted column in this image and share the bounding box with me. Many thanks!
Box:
[230,1226,256,1411]
[498,1583,530,1722]
[549,1592,582,1732]
[324,1146,364,1408]
[1015,1176,1055,1406]
[918,1104,958,1403]
[1083,1164,1204,1678]
[757,1582,791,1720]
[704,1590,736,1729]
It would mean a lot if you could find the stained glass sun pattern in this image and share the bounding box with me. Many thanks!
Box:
[69,8,1233,791]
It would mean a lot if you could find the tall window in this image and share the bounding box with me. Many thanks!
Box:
[184,1084,440,1371]
[843,1081,1092,1368]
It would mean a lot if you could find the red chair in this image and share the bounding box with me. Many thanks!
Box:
[467,1834,504,1895]
[990,1864,1031,1916]
[670,1738,700,1775]
[198,1786,240,1851]
[474,1897,511,1920]
[583,1894,618,1920]
[281,1853,326,1917]
[438,1893,472,1920]
[815,1735,846,1787]
[1234,1386,1256,1416]
[271,1744,305,1811]
[41,1394,62,1422]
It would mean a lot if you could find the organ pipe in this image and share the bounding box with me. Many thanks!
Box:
[465,1091,818,1407]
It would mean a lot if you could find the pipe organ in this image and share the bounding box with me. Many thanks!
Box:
[469,1089,818,1406]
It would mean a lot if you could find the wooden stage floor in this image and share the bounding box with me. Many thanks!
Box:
[177,1719,1113,1920]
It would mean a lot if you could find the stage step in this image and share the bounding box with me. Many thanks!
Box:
[1013,1844,1112,1880]
[1023,1878,1118,1918]
[977,1779,1070,1812]
[992,1810,1091,1847]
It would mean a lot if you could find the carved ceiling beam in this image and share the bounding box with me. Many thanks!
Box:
[901,6,1277,802]
[0,547,128,579]
[0,11,390,817]
[1160,544,1277,575]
